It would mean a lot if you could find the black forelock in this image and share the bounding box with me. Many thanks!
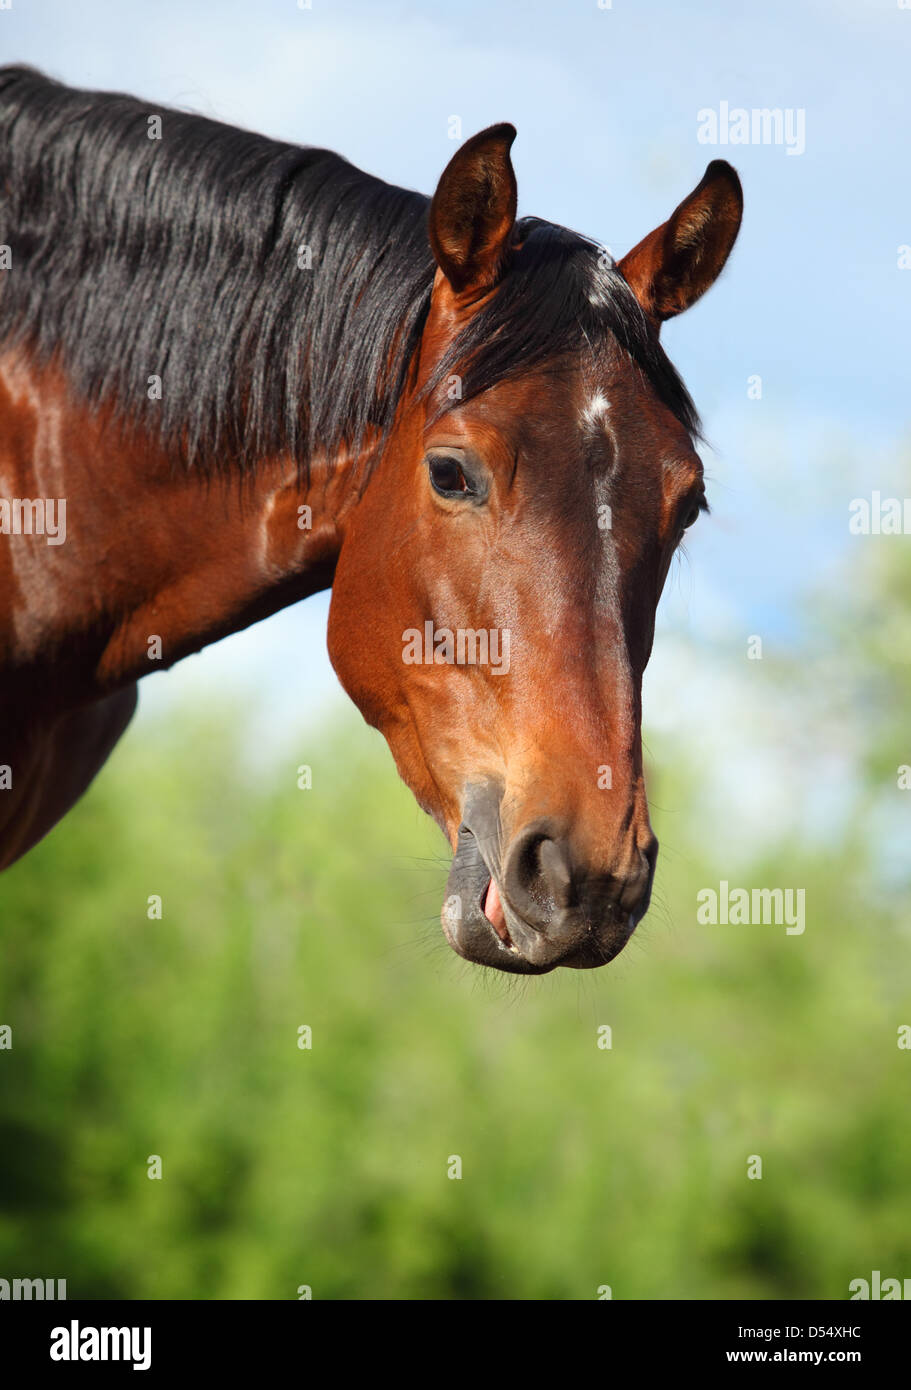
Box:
[424,219,701,441]
[0,66,700,479]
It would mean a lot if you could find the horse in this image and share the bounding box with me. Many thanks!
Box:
[0,66,742,973]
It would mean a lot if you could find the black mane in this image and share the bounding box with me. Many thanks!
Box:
[0,66,699,476]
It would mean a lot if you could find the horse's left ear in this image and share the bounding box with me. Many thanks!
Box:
[428,123,518,300]
[618,160,742,322]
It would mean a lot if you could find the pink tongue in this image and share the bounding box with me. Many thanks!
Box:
[483,878,509,941]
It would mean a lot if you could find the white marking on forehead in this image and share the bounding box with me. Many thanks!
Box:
[580,391,610,432]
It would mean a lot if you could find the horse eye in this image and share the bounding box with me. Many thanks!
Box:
[428,456,471,496]
[681,502,701,531]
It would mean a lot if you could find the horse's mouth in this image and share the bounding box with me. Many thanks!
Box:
[440,783,645,975]
[480,876,513,947]
[441,821,554,974]
[441,831,634,977]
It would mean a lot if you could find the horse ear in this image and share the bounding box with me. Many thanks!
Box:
[618,160,742,322]
[429,123,518,299]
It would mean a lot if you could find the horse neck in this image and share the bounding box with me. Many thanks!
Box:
[0,349,362,713]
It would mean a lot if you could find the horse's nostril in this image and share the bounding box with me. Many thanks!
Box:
[501,817,657,945]
[538,838,572,909]
[504,821,573,928]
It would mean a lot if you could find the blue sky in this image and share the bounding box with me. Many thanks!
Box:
[2,0,908,802]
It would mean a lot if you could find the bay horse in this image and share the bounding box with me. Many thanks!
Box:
[0,67,741,973]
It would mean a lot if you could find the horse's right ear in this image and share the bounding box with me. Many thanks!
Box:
[428,124,517,301]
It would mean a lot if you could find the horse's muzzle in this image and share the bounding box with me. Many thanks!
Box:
[441,784,657,974]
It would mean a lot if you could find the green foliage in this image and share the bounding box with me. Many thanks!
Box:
[1,548,909,1300]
